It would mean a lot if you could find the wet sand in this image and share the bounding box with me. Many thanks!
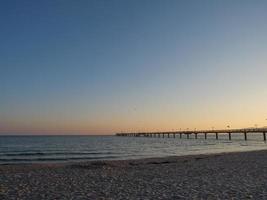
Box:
[1,150,267,199]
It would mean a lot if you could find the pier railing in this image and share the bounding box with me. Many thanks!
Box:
[116,128,267,141]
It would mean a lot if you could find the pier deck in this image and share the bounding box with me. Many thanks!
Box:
[116,128,267,141]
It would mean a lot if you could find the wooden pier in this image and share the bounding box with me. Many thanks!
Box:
[116,128,267,141]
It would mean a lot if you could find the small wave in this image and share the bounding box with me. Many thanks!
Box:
[0,151,114,157]
[0,152,46,156]
[206,143,216,146]
[0,155,120,164]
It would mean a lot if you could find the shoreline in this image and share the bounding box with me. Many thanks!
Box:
[1,149,267,199]
[1,148,267,167]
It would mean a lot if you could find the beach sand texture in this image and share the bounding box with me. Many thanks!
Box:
[1,150,267,200]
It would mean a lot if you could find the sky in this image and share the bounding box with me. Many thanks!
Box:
[1,0,267,135]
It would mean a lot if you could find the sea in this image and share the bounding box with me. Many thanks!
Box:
[1,133,267,164]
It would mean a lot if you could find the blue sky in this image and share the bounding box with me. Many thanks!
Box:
[1,0,267,134]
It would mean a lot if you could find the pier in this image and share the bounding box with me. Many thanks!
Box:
[116,128,267,141]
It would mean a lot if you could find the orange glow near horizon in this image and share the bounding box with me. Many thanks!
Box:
[1,97,267,135]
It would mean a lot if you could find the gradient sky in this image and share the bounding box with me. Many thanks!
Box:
[1,0,267,134]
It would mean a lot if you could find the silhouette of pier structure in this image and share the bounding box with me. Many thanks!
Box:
[116,128,267,141]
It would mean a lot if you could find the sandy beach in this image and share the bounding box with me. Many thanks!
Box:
[1,150,267,199]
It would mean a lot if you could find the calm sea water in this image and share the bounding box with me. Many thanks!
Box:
[1,133,267,164]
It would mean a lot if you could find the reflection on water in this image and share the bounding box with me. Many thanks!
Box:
[0,133,267,164]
